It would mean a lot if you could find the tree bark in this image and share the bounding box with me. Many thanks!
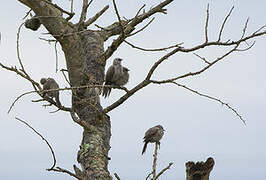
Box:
[18,0,111,179]
[185,157,215,180]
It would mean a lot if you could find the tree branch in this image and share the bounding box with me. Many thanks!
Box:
[124,40,183,52]
[103,7,266,116]
[50,167,81,180]
[18,0,74,39]
[112,0,124,37]
[128,17,155,37]
[101,0,174,63]
[154,162,173,180]
[103,80,150,113]
[204,4,210,43]
[17,23,40,90]
[218,6,234,42]
[15,117,56,171]
[78,0,90,26]
[7,84,128,114]
[151,81,245,124]
[84,5,109,27]
[114,173,121,180]
[42,0,74,18]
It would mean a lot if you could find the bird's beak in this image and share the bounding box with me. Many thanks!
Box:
[118,58,123,61]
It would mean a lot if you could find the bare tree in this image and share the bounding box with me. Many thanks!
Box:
[1,0,266,180]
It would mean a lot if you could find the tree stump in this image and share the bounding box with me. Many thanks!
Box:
[185,157,215,180]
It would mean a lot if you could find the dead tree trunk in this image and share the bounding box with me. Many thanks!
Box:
[185,157,215,180]
[18,1,111,179]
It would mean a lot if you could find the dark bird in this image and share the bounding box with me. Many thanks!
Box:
[142,125,165,155]
[102,58,129,98]
[40,78,61,107]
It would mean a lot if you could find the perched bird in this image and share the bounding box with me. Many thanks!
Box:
[40,78,61,107]
[102,58,129,98]
[142,125,165,155]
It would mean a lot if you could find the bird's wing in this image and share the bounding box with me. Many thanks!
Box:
[42,81,50,90]
[48,78,59,89]
[105,65,115,84]
[144,127,159,139]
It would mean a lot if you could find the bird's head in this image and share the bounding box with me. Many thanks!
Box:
[157,125,165,131]
[40,78,47,85]
[113,58,122,65]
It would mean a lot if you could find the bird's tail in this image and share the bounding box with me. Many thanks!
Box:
[142,141,148,155]
[102,86,112,98]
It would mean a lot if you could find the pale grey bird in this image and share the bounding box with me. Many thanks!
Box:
[40,78,61,107]
[102,58,129,98]
[142,125,165,155]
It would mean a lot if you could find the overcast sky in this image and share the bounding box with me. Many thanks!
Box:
[1,0,266,180]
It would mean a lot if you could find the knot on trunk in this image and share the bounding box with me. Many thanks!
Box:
[25,16,41,31]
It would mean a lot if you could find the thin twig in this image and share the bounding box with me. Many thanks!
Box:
[204,4,210,43]
[124,40,183,52]
[8,90,38,113]
[70,0,74,14]
[78,0,90,26]
[15,117,56,171]
[241,18,249,39]
[84,5,109,27]
[102,0,174,63]
[22,9,32,20]
[151,81,246,125]
[114,173,121,180]
[128,17,155,37]
[235,41,255,51]
[50,167,80,180]
[193,53,211,64]
[135,4,146,18]
[39,37,57,43]
[8,84,128,114]
[0,62,38,88]
[55,41,59,72]
[154,162,173,180]
[145,172,153,180]
[16,22,41,91]
[60,69,71,86]
[112,0,125,37]
[42,0,74,18]
[170,84,243,124]
[218,6,234,42]
[17,23,29,80]
[252,25,266,35]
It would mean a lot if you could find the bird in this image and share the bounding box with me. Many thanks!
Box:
[102,58,129,98]
[142,125,165,155]
[40,78,61,107]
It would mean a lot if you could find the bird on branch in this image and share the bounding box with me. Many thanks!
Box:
[40,78,61,107]
[102,58,129,98]
[142,125,165,155]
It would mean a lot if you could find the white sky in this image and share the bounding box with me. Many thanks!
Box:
[0,0,266,180]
